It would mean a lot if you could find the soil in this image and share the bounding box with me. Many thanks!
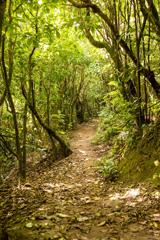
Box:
[0,119,160,240]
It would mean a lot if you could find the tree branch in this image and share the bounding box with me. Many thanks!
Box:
[0,0,6,47]
[137,14,148,46]
[21,83,72,157]
[139,0,160,36]
[146,0,160,34]
[85,29,113,53]
[69,0,160,98]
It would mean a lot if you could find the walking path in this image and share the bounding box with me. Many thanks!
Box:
[0,119,160,239]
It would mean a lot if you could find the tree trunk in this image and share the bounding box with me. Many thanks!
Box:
[1,34,24,181]
[0,0,6,47]
[22,84,72,158]
[0,1,7,106]
[69,0,160,99]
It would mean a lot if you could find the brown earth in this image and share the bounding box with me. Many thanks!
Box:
[0,119,160,240]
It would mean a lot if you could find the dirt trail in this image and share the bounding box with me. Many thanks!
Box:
[0,119,160,240]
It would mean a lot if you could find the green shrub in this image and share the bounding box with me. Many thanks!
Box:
[97,158,119,182]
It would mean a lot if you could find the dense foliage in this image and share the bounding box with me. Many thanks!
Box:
[68,0,160,183]
[0,0,103,181]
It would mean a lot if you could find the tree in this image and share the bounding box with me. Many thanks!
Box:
[0,0,6,106]
[68,0,160,129]
[0,0,103,181]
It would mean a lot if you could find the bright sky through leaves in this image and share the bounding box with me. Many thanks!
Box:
[38,0,43,5]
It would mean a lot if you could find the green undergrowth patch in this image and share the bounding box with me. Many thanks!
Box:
[94,87,160,185]
[95,131,126,183]
[119,121,160,185]
[96,156,119,182]
[96,120,160,186]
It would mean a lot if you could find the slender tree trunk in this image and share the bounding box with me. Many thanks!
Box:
[133,0,142,129]
[1,34,24,181]
[28,46,38,130]
[0,0,6,47]
[0,1,7,106]
[22,103,28,180]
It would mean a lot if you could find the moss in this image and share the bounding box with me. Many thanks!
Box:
[118,122,160,184]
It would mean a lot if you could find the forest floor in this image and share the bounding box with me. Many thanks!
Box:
[0,119,160,240]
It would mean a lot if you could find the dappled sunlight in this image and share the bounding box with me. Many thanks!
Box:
[152,191,160,199]
[109,192,121,200]
[122,188,140,199]
[38,205,51,212]
[43,183,55,189]
[108,187,160,211]
[79,149,87,155]
[42,182,83,193]
[109,188,140,201]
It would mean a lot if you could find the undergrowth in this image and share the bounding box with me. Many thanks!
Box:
[97,156,119,182]
[94,90,160,185]
[94,89,135,182]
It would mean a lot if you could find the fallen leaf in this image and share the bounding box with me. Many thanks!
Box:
[25,222,33,228]
[57,213,70,218]
[98,220,106,226]
[94,196,101,201]
[95,212,101,217]
[153,222,159,228]
[77,216,90,222]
